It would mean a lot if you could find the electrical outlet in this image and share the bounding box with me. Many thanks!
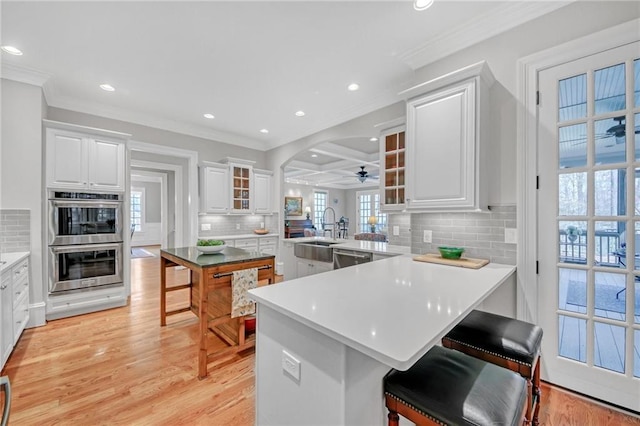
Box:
[236,224,240,230]
[393,226,400,236]
[282,350,301,381]
[200,223,211,231]
[423,230,432,243]
[505,228,517,244]
[260,222,265,229]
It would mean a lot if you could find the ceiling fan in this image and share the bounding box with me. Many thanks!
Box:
[568,116,640,146]
[356,166,370,183]
[605,116,639,139]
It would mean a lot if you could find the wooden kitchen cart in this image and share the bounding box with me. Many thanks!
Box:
[160,246,275,378]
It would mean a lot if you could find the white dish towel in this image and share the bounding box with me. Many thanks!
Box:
[231,268,258,318]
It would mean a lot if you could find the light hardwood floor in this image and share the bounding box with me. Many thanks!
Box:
[3,247,640,425]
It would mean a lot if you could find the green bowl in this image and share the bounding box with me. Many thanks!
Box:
[438,246,465,259]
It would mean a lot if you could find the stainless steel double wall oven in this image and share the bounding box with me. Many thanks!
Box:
[48,191,124,293]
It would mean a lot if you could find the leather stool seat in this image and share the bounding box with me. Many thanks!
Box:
[443,310,543,426]
[443,310,543,367]
[384,346,527,426]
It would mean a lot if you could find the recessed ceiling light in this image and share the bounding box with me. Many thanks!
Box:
[414,0,434,11]
[348,83,360,91]
[295,111,305,117]
[311,154,318,158]
[203,113,215,119]
[1,46,23,56]
[370,137,378,142]
[260,129,269,134]
[99,84,115,92]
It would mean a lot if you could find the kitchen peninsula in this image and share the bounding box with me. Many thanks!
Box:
[249,255,516,425]
[160,246,275,378]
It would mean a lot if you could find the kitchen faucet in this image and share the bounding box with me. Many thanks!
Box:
[323,207,336,239]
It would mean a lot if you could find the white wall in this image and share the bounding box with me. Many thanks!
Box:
[1,79,46,327]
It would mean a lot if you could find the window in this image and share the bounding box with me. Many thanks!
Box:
[313,191,327,228]
[357,190,386,233]
[131,188,145,232]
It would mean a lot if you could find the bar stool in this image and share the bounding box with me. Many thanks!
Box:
[442,310,543,426]
[384,346,528,426]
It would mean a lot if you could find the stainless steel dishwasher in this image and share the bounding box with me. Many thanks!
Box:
[333,248,372,269]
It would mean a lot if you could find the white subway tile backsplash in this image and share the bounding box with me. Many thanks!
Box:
[407,205,516,265]
[0,209,30,253]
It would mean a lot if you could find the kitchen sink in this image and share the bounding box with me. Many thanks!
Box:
[294,241,339,263]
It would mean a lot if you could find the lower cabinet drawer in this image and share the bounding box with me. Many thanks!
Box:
[13,292,29,343]
[235,238,258,248]
[13,275,28,308]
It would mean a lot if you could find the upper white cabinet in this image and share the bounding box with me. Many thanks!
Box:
[253,169,273,214]
[200,162,229,213]
[401,61,494,212]
[44,120,128,192]
[199,158,272,215]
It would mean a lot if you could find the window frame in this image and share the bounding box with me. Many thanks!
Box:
[131,187,146,233]
[356,190,387,234]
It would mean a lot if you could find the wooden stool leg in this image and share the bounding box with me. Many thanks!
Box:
[387,411,399,426]
[533,357,542,426]
[525,379,533,426]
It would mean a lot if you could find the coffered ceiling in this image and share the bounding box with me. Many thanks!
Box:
[1,1,572,188]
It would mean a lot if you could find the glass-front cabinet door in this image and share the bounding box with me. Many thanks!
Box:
[231,164,251,213]
[379,126,405,211]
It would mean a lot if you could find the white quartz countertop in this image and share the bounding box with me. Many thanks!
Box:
[330,240,411,256]
[197,233,278,240]
[249,254,515,370]
[0,251,30,273]
[284,236,411,256]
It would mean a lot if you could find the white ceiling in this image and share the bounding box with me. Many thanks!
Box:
[1,1,571,189]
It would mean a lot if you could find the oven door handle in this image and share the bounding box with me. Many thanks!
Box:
[50,243,121,254]
[50,200,122,209]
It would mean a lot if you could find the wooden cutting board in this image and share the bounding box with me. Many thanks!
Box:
[413,253,489,269]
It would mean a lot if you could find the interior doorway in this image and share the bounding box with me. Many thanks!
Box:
[128,141,199,250]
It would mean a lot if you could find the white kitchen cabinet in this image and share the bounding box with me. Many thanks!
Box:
[11,258,29,344]
[258,237,278,255]
[234,238,258,251]
[280,241,297,280]
[44,121,128,192]
[296,259,333,278]
[0,255,30,370]
[199,163,229,213]
[199,158,272,215]
[47,284,126,320]
[253,169,273,214]
[402,61,494,212]
[0,271,13,369]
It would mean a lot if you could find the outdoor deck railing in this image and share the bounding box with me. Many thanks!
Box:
[559,230,620,266]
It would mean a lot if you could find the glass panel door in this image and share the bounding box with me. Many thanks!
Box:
[538,41,640,411]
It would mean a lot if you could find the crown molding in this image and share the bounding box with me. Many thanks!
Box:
[398,1,575,71]
[1,63,50,87]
